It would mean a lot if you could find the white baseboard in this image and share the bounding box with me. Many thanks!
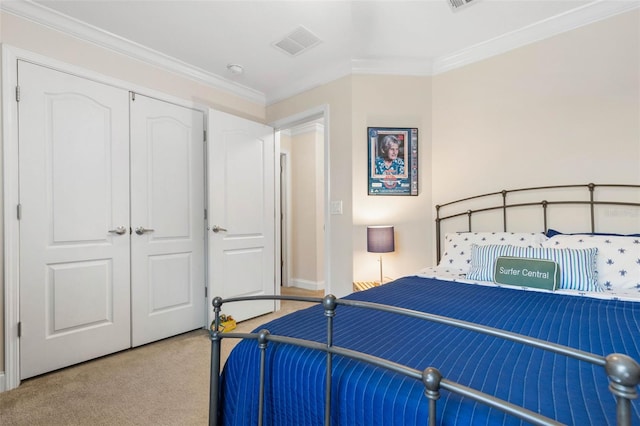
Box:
[288,279,324,292]
[0,372,6,392]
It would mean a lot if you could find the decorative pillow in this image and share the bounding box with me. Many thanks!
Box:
[439,232,548,273]
[542,234,640,291]
[467,244,600,292]
[494,256,560,290]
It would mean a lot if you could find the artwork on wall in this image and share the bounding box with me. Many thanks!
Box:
[368,127,418,196]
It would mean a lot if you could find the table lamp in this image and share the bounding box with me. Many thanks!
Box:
[367,225,395,284]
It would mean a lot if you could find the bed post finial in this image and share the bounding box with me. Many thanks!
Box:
[422,367,442,426]
[212,296,223,309]
[422,367,442,399]
[323,294,337,317]
[256,329,271,425]
[257,329,271,349]
[605,353,640,426]
[322,295,337,425]
[209,297,224,426]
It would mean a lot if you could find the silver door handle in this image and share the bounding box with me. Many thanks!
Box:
[108,226,127,235]
[135,226,155,235]
[211,225,227,233]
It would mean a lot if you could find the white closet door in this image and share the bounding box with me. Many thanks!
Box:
[208,109,275,323]
[18,61,131,379]
[130,94,206,346]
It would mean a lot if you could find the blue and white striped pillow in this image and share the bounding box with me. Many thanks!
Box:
[467,244,601,292]
[542,234,640,292]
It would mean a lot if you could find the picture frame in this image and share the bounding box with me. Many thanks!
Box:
[368,127,418,196]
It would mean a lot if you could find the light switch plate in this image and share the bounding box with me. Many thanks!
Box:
[330,200,343,215]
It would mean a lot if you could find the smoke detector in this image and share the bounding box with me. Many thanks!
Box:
[273,26,321,56]
[447,0,478,12]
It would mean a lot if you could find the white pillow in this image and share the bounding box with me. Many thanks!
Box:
[439,232,548,273]
[542,234,640,291]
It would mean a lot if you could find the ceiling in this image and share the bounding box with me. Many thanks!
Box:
[2,0,636,104]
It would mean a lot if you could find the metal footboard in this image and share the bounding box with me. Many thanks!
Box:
[208,294,640,426]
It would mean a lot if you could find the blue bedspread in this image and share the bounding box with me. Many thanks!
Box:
[219,276,640,425]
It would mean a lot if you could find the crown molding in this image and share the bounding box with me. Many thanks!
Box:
[0,0,267,105]
[1,0,637,105]
[432,0,640,75]
[351,57,434,76]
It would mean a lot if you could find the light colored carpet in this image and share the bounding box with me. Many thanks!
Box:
[0,287,323,426]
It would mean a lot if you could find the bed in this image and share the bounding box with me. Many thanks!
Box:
[209,183,640,426]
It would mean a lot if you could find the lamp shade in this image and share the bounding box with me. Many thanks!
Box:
[367,226,395,253]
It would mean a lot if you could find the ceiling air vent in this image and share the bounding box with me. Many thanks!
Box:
[273,26,321,56]
[448,0,477,12]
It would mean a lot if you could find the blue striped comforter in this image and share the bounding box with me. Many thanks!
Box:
[220,276,640,425]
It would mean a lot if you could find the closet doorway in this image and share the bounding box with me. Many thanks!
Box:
[16,60,206,379]
[278,117,326,293]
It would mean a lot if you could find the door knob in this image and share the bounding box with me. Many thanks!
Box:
[135,226,155,235]
[211,225,227,233]
[108,226,127,235]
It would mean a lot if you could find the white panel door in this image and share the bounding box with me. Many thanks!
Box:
[130,94,206,346]
[18,61,131,379]
[209,110,275,323]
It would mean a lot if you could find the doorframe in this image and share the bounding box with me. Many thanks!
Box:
[279,151,292,288]
[3,45,21,392]
[1,45,209,391]
[269,105,331,295]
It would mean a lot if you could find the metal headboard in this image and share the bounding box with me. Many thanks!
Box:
[435,183,640,263]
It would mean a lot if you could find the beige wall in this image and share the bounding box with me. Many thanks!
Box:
[268,74,434,289]
[267,77,354,296]
[351,75,433,282]
[432,10,640,213]
[290,128,324,287]
[314,127,325,284]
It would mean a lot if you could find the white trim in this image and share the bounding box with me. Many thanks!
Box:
[289,122,324,137]
[270,106,326,132]
[352,57,434,76]
[4,45,209,112]
[274,131,282,313]
[2,45,21,392]
[1,44,210,392]
[279,150,293,290]
[0,372,5,392]
[432,0,640,75]
[0,0,266,105]
[289,279,325,292]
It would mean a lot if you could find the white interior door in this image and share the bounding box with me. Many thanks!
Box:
[18,61,131,379]
[17,61,206,378]
[130,94,206,346]
[208,110,276,323]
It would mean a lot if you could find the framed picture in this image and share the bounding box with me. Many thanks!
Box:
[368,127,418,196]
